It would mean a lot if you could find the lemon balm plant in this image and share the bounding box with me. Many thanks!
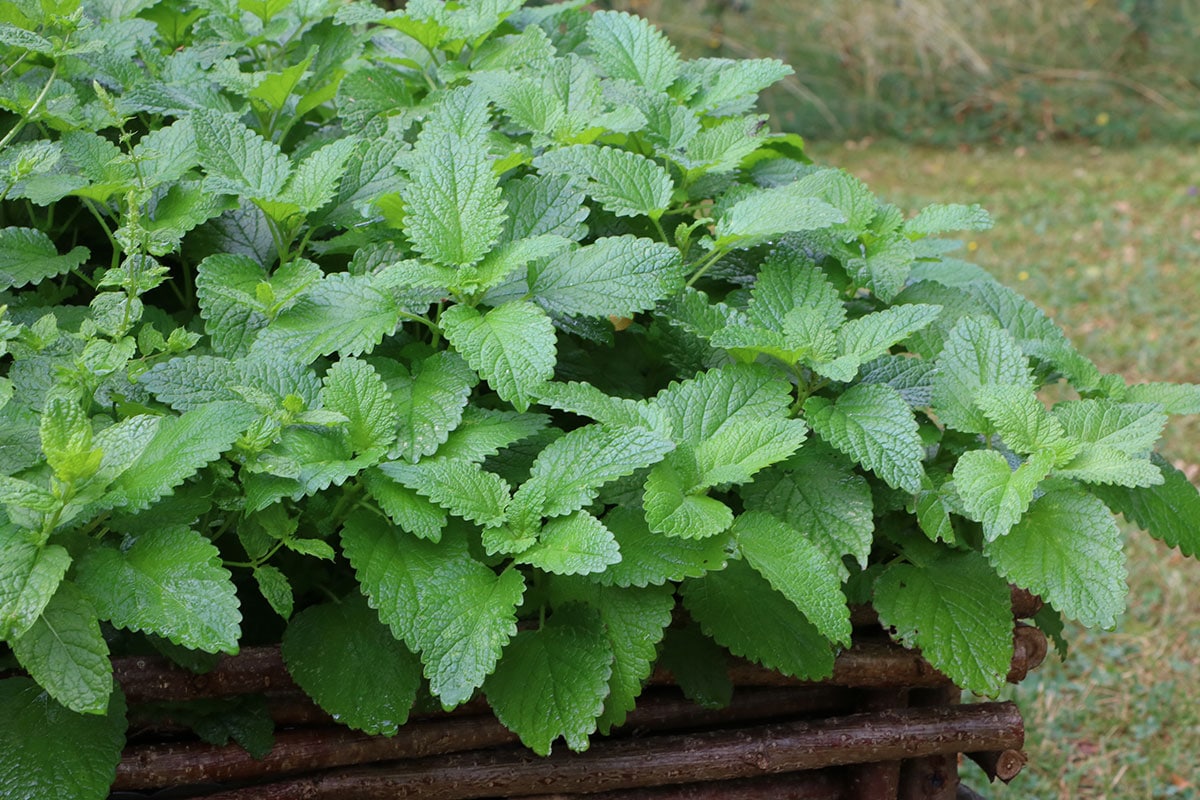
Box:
[2,0,1199,796]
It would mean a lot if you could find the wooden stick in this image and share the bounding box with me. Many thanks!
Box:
[200,703,1025,800]
[965,748,1027,783]
[516,770,849,799]
[114,646,294,704]
[899,752,959,800]
[114,686,856,790]
[851,586,1044,628]
[844,688,907,800]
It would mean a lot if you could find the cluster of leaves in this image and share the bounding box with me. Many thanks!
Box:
[2,0,1199,797]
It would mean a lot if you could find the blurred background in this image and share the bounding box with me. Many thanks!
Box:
[597,2,1200,797]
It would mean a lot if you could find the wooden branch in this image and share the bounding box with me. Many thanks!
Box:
[516,770,848,799]
[200,703,1024,800]
[115,686,856,790]
[899,752,959,800]
[114,646,293,704]
[965,748,1027,783]
[1006,625,1049,684]
[851,586,1044,628]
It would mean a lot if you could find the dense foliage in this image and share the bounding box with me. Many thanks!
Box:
[2,0,1199,796]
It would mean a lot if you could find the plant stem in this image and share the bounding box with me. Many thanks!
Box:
[0,61,60,154]
[683,246,730,289]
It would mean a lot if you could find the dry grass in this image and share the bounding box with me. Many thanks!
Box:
[819,140,1200,799]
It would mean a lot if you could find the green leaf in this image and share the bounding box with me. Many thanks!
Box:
[741,448,874,575]
[387,351,476,463]
[904,203,993,236]
[1092,454,1200,558]
[954,450,1054,542]
[681,559,834,680]
[341,514,525,707]
[0,678,126,800]
[39,395,101,484]
[499,174,589,242]
[1121,382,1200,415]
[435,407,550,463]
[0,227,89,290]
[76,527,242,654]
[193,109,291,198]
[592,505,729,588]
[253,272,403,363]
[516,424,674,519]
[363,468,447,542]
[549,579,674,733]
[281,137,358,214]
[531,235,684,318]
[195,254,269,357]
[931,316,1033,434]
[985,486,1127,628]
[658,625,732,708]
[535,145,673,219]
[484,605,613,755]
[440,301,556,412]
[1053,400,1167,456]
[1055,445,1163,488]
[653,363,794,444]
[714,185,843,245]
[643,449,734,540]
[805,384,925,494]
[379,458,510,528]
[0,475,57,513]
[682,116,765,174]
[402,87,505,267]
[873,549,1015,696]
[0,532,71,642]
[320,357,398,455]
[693,417,808,488]
[11,582,110,715]
[248,54,313,114]
[836,304,943,364]
[107,401,256,512]
[586,10,681,92]
[536,381,662,430]
[681,56,793,115]
[516,512,620,575]
[253,565,293,620]
[975,385,1076,464]
[847,233,916,302]
[734,511,850,646]
[282,595,422,735]
[747,246,846,332]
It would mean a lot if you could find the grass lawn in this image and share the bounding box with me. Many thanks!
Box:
[819,141,1200,799]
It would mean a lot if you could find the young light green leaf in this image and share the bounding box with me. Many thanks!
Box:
[652,363,794,444]
[253,272,403,363]
[387,351,476,463]
[1055,444,1164,488]
[903,203,993,237]
[1091,454,1200,558]
[953,450,1054,541]
[681,559,834,680]
[1052,400,1167,457]
[248,54,313,114]
[402,88,505,267]
[193,109,291,198]
[76,527,241,654]
[734,511,851,646]
[681,116,765,174]
[531,235,684,318]
[836,304,943,364]
[535,145,673,219]
[379,458,511,528]
[847,233,916,302]
[11,582,110,715]
[1121,382,1200,415]
[340,515,525,707]
[873,549,1015,697]
[281,137,358,214]
[592,505,729,588]
[440,301,556,413]
[282,595,422,735]
[516,424,675,519]
[0,227,89,290]
[321,357,399,455]
[0,532,71,642]
[549,579,674,733]
[586,10,681,92]
[484,605,613,755]
[39,395,101,484]
[741,449,874,574]
[0,678,126,800]
[107,401,256,512]
[516,511,620,575]
[805,384,925,494]
[931,316,1033,434]
[985,486,1127,628]
[681,57,793,115]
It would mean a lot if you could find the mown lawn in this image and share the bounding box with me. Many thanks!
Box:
[821,141,1200,800]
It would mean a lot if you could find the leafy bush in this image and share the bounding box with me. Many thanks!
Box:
[2,0,1199,796]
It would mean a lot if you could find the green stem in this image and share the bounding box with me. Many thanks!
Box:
[399,308,441,336]
[81,199,122,272]
[0,60,60,154]
[684,246,730,289]
[650,215,670,246]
